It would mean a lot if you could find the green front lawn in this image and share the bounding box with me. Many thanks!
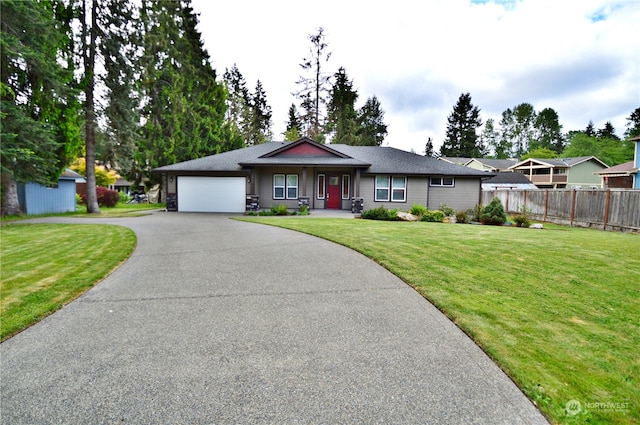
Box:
[239,217,639,425]
[0,224,136,340]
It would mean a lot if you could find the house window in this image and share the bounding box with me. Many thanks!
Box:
[375,176,390,201]
[342,174,350,199]
[375,176,407,202]
[317,174,325,199]
[430,177,455,187]
[274,174,299,199]
[274,174,285,199]
[286,174,298,199]
[391,176,406,201]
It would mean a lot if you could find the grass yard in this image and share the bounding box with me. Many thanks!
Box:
[240,217,639,425]
[0,223,136,341]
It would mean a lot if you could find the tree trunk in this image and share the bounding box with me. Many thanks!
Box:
[1,173,23,216]
[83,0,100,213]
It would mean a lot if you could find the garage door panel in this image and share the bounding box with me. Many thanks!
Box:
[178,177,246,212]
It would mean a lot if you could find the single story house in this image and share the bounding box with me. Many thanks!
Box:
[594,161,637,189]
[17,169,84,215]
[153,137,494,213]
[508,156,608,189]
[464,158,518,172]
[482,171,538,191]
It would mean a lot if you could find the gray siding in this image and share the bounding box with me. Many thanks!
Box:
[427,177,481,211]
[359,176,429,210]
[253,167,315,210]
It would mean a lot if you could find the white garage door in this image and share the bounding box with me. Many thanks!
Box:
[177,176,246,213]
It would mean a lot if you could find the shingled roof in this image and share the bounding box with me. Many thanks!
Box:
[154,139,493,177]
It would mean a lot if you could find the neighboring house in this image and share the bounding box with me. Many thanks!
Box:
[153,137,494,213]
[437,157,472,166]
[482,172,538,191]
[17,169,84,215]
[594,161,637,189]
[464,158,518,172]
[508,156,608,189]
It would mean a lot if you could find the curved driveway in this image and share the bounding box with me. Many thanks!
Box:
[1,212,548,424]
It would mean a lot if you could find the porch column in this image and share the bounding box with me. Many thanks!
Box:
[355,168,361,197]
[302,167,307,196]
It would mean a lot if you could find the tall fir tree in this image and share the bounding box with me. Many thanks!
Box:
[138,0,239,184]
[247,80,272,145]
[440,93,483,157]
[326,67,359,145]
[284,104,301,141]
[597,122,619,140]
[223,64,252,144]
[294,27,331,141]
[357,96,388,147]
[624,107,640,138]
[1,0,81,215]
[100,0,141,179]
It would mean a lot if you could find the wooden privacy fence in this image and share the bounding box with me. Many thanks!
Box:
[482,189,640,232]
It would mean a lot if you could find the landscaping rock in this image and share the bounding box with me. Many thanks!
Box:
[529,223,544,229]
[397,212,419,222]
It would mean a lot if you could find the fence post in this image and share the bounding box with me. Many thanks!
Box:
[570,189,577,227]
[603,189,611,231]
[544,190,548,222]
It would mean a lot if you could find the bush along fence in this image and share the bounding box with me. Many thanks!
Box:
[482,189,640,232]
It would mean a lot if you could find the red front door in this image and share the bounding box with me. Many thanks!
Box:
[327,175,341,209]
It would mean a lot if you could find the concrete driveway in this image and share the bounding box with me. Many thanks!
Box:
[1,212,548,424]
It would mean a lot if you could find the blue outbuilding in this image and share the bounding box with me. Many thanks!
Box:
[17,169,85,215]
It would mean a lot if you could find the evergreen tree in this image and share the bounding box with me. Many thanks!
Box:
[440,93,483,157]
[100,0,141,179]
[326,67,359,145]
[534,107,564,153]
[223,64,252,143]
[424,137,435,157]
[1,0,81,215]
[624,107,640,138]
[294,27,332,140]
[284,104,301,141]
[584,120,596,137]
[596,121,619,140]
[138,0,238,183]
[357,96,388,146]
[247,80,272,145]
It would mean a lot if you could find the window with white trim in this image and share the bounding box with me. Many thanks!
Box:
[391,176,407,201]
[375,176,390,201]
[286,174,298,199]
[274,174,285,199]
[342,174,350,199]
[430,177,455,187]
[317,174,325,199]
[375,175,407,202]
[274,174,299,199]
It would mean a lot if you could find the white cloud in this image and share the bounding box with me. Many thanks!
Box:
[192,0,640,154]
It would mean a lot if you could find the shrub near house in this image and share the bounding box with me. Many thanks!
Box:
[80,187,119,207]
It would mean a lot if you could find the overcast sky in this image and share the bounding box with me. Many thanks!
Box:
[190,0,639,154]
